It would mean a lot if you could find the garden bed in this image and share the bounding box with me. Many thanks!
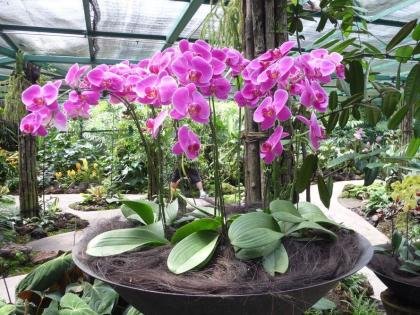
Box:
[68,200,120,211]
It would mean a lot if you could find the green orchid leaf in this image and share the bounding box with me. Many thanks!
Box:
[297,202,338,227]
[272,211,304,223]
[286,221,337,239]
[167,230,219,274]
[406,138,420,158]
[231,228,283,249]
[228,212,279,241]
[86,227,168,257]
[404,63,420,108]
[388,105,409,130]
[235,239,280,260]
[121,200,157,225]
[164,200,178,225]
[171,218,221,244]
[262,243,289,275]
[269,199,298,215]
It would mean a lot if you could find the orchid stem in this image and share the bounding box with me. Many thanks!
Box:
[209,97,227,238]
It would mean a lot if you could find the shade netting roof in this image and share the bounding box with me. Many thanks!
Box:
[0,0,419,81]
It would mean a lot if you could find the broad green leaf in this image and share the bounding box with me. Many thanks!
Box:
[171,218,221,244]
[395,45,414,63]
[326,111,339,134]
[339,108,350,128]
[386,19,417,51]
[318,176,333,209]
[364,167,379,186]
[297,202,338,226]
[262,243,289,275]
[42,300,59,315]
[348,60,364,95]
[312,297,336,310]
[228,212,278,241]
[86,228,168,257]
[59,293,97,315]
[286,221,337,239]
[363,104,381,126]
[382,90,401,118]
[121,200,156,225]
[123,306,143,315]
[404,63,420,108]
[388,105,409,130]
[412,24,420,41]
[167,230,219,274]
[328,91,338,110]
[414,42,420,55]
[392,230,403,250]
[235,240,279,260]
[178,193,219,216]
[82,280,118,315]
[231,228,283,249]
[164,200,178,225]
[121,205,145,224]
[140,221,164,238]
[295,154,318,193]
[341,93,364,107]
[406,138,420,158]
[16,254,73,294]
[269,199,298,215]
[272,211,304,223]
[0,304,15,315]
[362,41,382,56]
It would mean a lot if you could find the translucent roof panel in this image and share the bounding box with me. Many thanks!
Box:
[95,38,165,61]
[96,0,188,37]
[381,2,420,22]
[0,0,85,30]
[180,5,212,38]
[356,0,419,21]
[5,33,89,57]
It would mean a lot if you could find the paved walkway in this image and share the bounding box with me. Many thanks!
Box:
[1,182,388,303]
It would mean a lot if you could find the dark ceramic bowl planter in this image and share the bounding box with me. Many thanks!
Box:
[73,233,372,315]
[369,253,420,308]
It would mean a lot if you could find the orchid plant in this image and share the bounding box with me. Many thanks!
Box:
[20,39,345,275]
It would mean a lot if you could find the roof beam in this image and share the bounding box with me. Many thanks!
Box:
[363,0,418,22]
[0,24,181,41]
[24,54,139,65]
[0,46,16,58]
[82,0,95,63]
[1,33,18,51]
[0,57,14,65]
[162,0,204,50]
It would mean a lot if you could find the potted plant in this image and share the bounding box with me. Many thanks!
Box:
[368,175,420,312]
[19,39,372,315]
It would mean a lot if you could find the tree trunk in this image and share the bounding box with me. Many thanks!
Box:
[18,134,39,218]
[243,0,290,206]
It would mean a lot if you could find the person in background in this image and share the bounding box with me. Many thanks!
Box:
[170,166,208,198]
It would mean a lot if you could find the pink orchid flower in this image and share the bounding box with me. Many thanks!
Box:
[260,126,289,164]
[63,90,100,119]
[300,80,328,112]
[148,51,171,74]
[134,73,177,106]
[171,52,213,86]
[171,84,210,124]
[253,89,290,130]
[145,110,168,138]
[87,65,124,92]
[200,77,231,100]
[65,63,89,88]
[172,125,201,160]
[22,81,61,112]
[240,82,263,107]
[257,56,294,91]
[297,113,325,151]
[20,112,47,136]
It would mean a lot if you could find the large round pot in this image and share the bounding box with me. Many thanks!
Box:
[369,254,420,307]
[73,233,372,315]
